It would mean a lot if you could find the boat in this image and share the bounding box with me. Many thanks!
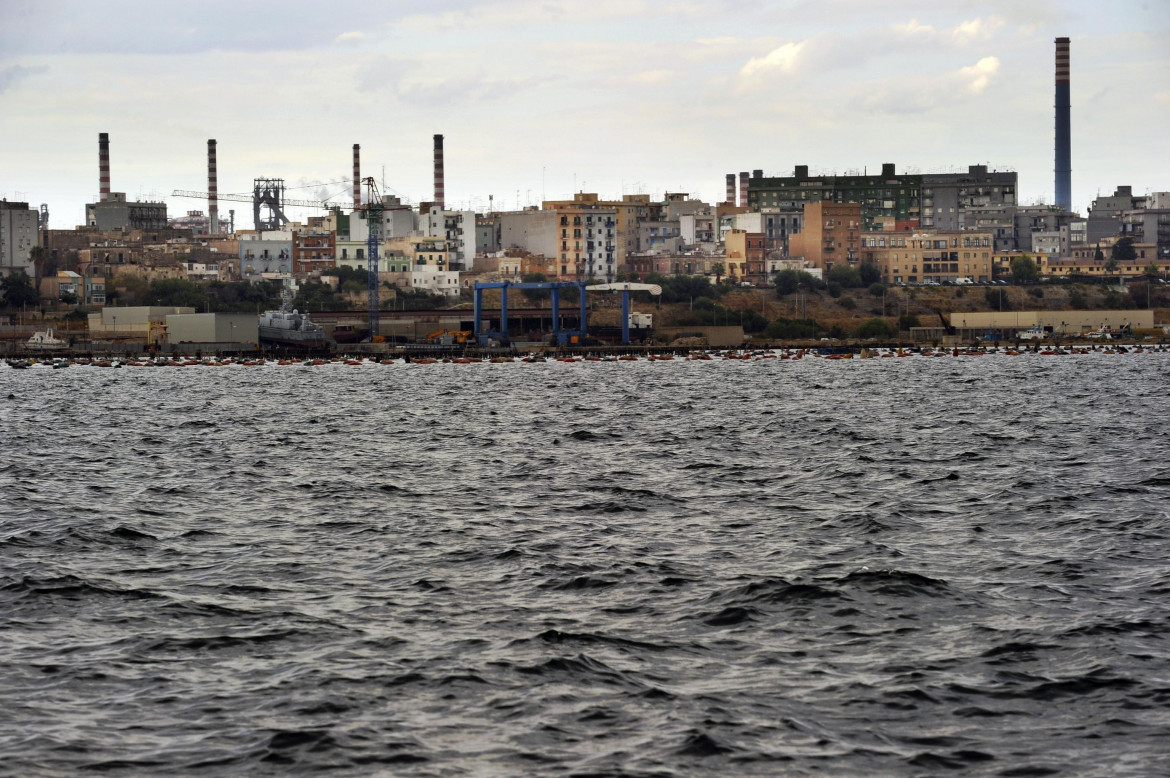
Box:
[26,329,68,352]
[258,291,328,348]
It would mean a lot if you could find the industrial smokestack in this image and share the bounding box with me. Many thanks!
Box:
[433,134,445,211]
[1054,37,1071,212]
[99,132,111,201]
[352,144,361,211]
[739,172,749,208]
[725,174,735,204]
[207,139,218,235]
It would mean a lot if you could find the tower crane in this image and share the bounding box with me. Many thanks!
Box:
[363,177,383,338]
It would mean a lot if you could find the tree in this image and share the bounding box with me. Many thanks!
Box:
[1111,237,1137,264]
[859,261,882,286]
[897,313,920,331]
[868,282,888,297]
[29,245,52,279]
[826,263,863,288]
[144,278,210,309]
[1010,254,1040,283]
[710,262,725,284]
[985,286,1011,311]
[1143,263,1161,279]
[1,270,40,309]
[1094,243,1105,263]
[772,268,822,295]
[856,317,895,339]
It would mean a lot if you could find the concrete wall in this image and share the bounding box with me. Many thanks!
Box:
[166,312,259,344]
[499,210,557,258]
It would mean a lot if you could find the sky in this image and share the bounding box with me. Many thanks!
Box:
[1,0,1168,230]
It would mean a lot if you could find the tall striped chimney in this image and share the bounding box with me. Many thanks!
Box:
[739,172,749,208]
[725,173,735,204]
[1054,37,1071,212]
[433,134,445,210]
[98,132,111,201]
[352,143,361,210]
[207,139,218,234]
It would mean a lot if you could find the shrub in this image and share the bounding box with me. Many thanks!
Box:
[856,317,895,339]
[839,296,856,310]
[763,317,822,339]
[897,313,920,331]
[868,282,887,297]
[1028,287,1044,299]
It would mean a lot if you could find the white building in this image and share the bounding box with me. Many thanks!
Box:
[347,196,418,243]
[386,269,462,298]
[1,201,38,276]
[239,239,293,279]
[422,208,476,270]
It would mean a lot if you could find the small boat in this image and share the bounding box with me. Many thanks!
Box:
[27,329,68,352]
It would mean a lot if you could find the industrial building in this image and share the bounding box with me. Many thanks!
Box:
[165,312,258,346]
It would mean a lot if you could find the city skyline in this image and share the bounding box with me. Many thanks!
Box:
[1,0,1168,228]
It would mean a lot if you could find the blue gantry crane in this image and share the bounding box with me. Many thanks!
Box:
[473,281,662,346]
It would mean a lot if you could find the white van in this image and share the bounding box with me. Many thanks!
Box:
[955,277,974,285]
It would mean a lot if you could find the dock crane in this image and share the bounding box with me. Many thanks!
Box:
[363,177,383,338]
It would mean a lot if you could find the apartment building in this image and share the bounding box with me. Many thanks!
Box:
[786,202,862,270]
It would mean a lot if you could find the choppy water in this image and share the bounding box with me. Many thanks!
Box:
[3,355,1170,777]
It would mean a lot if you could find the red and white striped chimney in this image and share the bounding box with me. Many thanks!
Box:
[725,173,735,204]
[739,172,749,208]
[352,143,361,210]
[99,132,111,201]
[207,139,218,234]
[433,134,445,210]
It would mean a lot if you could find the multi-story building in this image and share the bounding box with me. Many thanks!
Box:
[290,229,336,277]
[748,163,1020,234]
[627,254,721,279]
[1,200,38,276]
[1120,201,1170,261]
[860,230,994,284]
[748,164,920,230]
[422,208,476,270]
[542,193,652,268]
[1045,247,1169,279]
[724,230,766,284]
[786,202,862,270]
[1086,186,1146,244]
[239,238,293,279]
[921,165,1017,230]
[637,220,681,253]
[679,211,716,247]
[759,207,803,252]
[347,196,418,243]
[548,204,618,281]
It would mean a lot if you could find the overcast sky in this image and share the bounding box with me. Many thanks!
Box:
[1,0,1167,230]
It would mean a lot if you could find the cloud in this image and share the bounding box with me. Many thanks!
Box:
[397,0,701,32]
[0,64,48,95]
[736,15,1007,88]
[334,31,365,44]
[959,56,1000,94]
[740,42,805,78]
